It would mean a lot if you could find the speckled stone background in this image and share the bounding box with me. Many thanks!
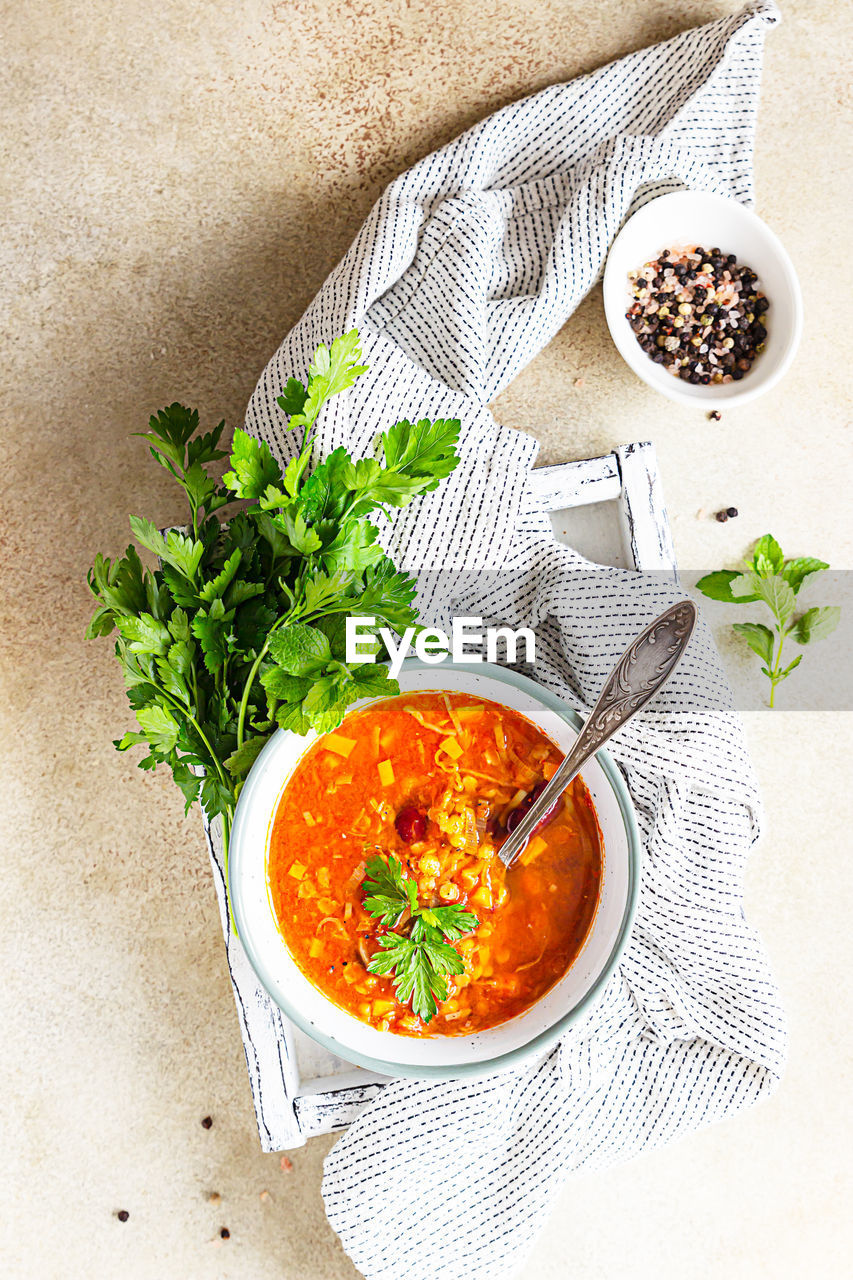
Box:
[3,2,851,1277]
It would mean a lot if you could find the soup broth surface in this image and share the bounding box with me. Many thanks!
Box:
[268,692,602,1035]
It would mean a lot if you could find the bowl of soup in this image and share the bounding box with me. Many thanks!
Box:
[228,661,641,1078]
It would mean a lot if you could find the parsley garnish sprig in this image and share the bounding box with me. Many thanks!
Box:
[86,332,461,914]
[696,534,840,707]
[361,855,478,1022]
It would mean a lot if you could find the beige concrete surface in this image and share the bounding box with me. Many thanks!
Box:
[2,1,851,1277]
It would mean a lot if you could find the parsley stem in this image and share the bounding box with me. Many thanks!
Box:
[236,644,269,748]
[138,675,230,789]
[234,610,297,748]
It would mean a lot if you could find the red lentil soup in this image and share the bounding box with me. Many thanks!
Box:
[268,692,603,1036]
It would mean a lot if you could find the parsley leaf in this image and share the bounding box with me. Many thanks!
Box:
[362,854,418,926]
[418,904,480,942]
[361,855,477,1021]
[222,429,283,500]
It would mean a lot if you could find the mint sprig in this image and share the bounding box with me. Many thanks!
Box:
[361,855,478,1022]
[696,534,840,707]
[86,331,461,916]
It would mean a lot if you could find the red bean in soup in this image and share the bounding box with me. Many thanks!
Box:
[268,692,603,1036]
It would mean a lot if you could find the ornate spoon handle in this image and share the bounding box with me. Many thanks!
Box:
[497,599,697,868]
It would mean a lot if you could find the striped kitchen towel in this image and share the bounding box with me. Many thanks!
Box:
[222,3,786,1276]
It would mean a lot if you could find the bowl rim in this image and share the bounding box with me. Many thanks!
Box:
[228,660,642,1080]
[602,190,803,409]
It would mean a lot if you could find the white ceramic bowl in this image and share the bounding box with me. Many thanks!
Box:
[603,191,803,409]
[228,661,641,1079]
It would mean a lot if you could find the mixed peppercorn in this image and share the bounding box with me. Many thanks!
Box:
[626,246,769,384]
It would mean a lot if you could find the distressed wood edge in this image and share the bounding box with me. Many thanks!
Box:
[528,453,622,509]
[614,441,678,577]
[293,1082,389,1138]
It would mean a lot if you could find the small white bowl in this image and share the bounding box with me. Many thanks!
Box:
[602,191,803,409]
[229,661,641,1080]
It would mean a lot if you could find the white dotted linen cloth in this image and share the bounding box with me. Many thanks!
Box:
[235,4,787,1275]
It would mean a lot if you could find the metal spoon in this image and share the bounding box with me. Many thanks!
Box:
[497,599,697,868]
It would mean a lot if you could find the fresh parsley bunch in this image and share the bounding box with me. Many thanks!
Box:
[696,534,840,707]
[362,855,478,1022]
[87,330,461,888]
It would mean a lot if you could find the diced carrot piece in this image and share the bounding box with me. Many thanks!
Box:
[456,705,485,722]
[440,736,463,760]
[378,759,395,786]
[324,733,356,759]
[316,866,330,889]
[309,939,322,959]
[288,862,306,880]
[542,760,557,780]
[303,811,316,827]
[372,999,396,1018]
[520,835,548,865]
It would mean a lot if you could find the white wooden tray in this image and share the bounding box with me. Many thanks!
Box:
[204,440,677,1151]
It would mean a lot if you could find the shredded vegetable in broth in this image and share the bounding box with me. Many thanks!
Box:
[268,692,603,1036]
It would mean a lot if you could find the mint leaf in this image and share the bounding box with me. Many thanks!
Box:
[729,572,761,602]
[275,701,313,735]
[268,623,331,676]
[224,734,270,778]
[793,606,841,645]
[260,667,313,703]
[751,535,784,575]
[732,622,775,667]
[695,570,746,604]
[781,557,828,594]
[750,575,796,626]
[346,663,399,701]
[301,672,352,733]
